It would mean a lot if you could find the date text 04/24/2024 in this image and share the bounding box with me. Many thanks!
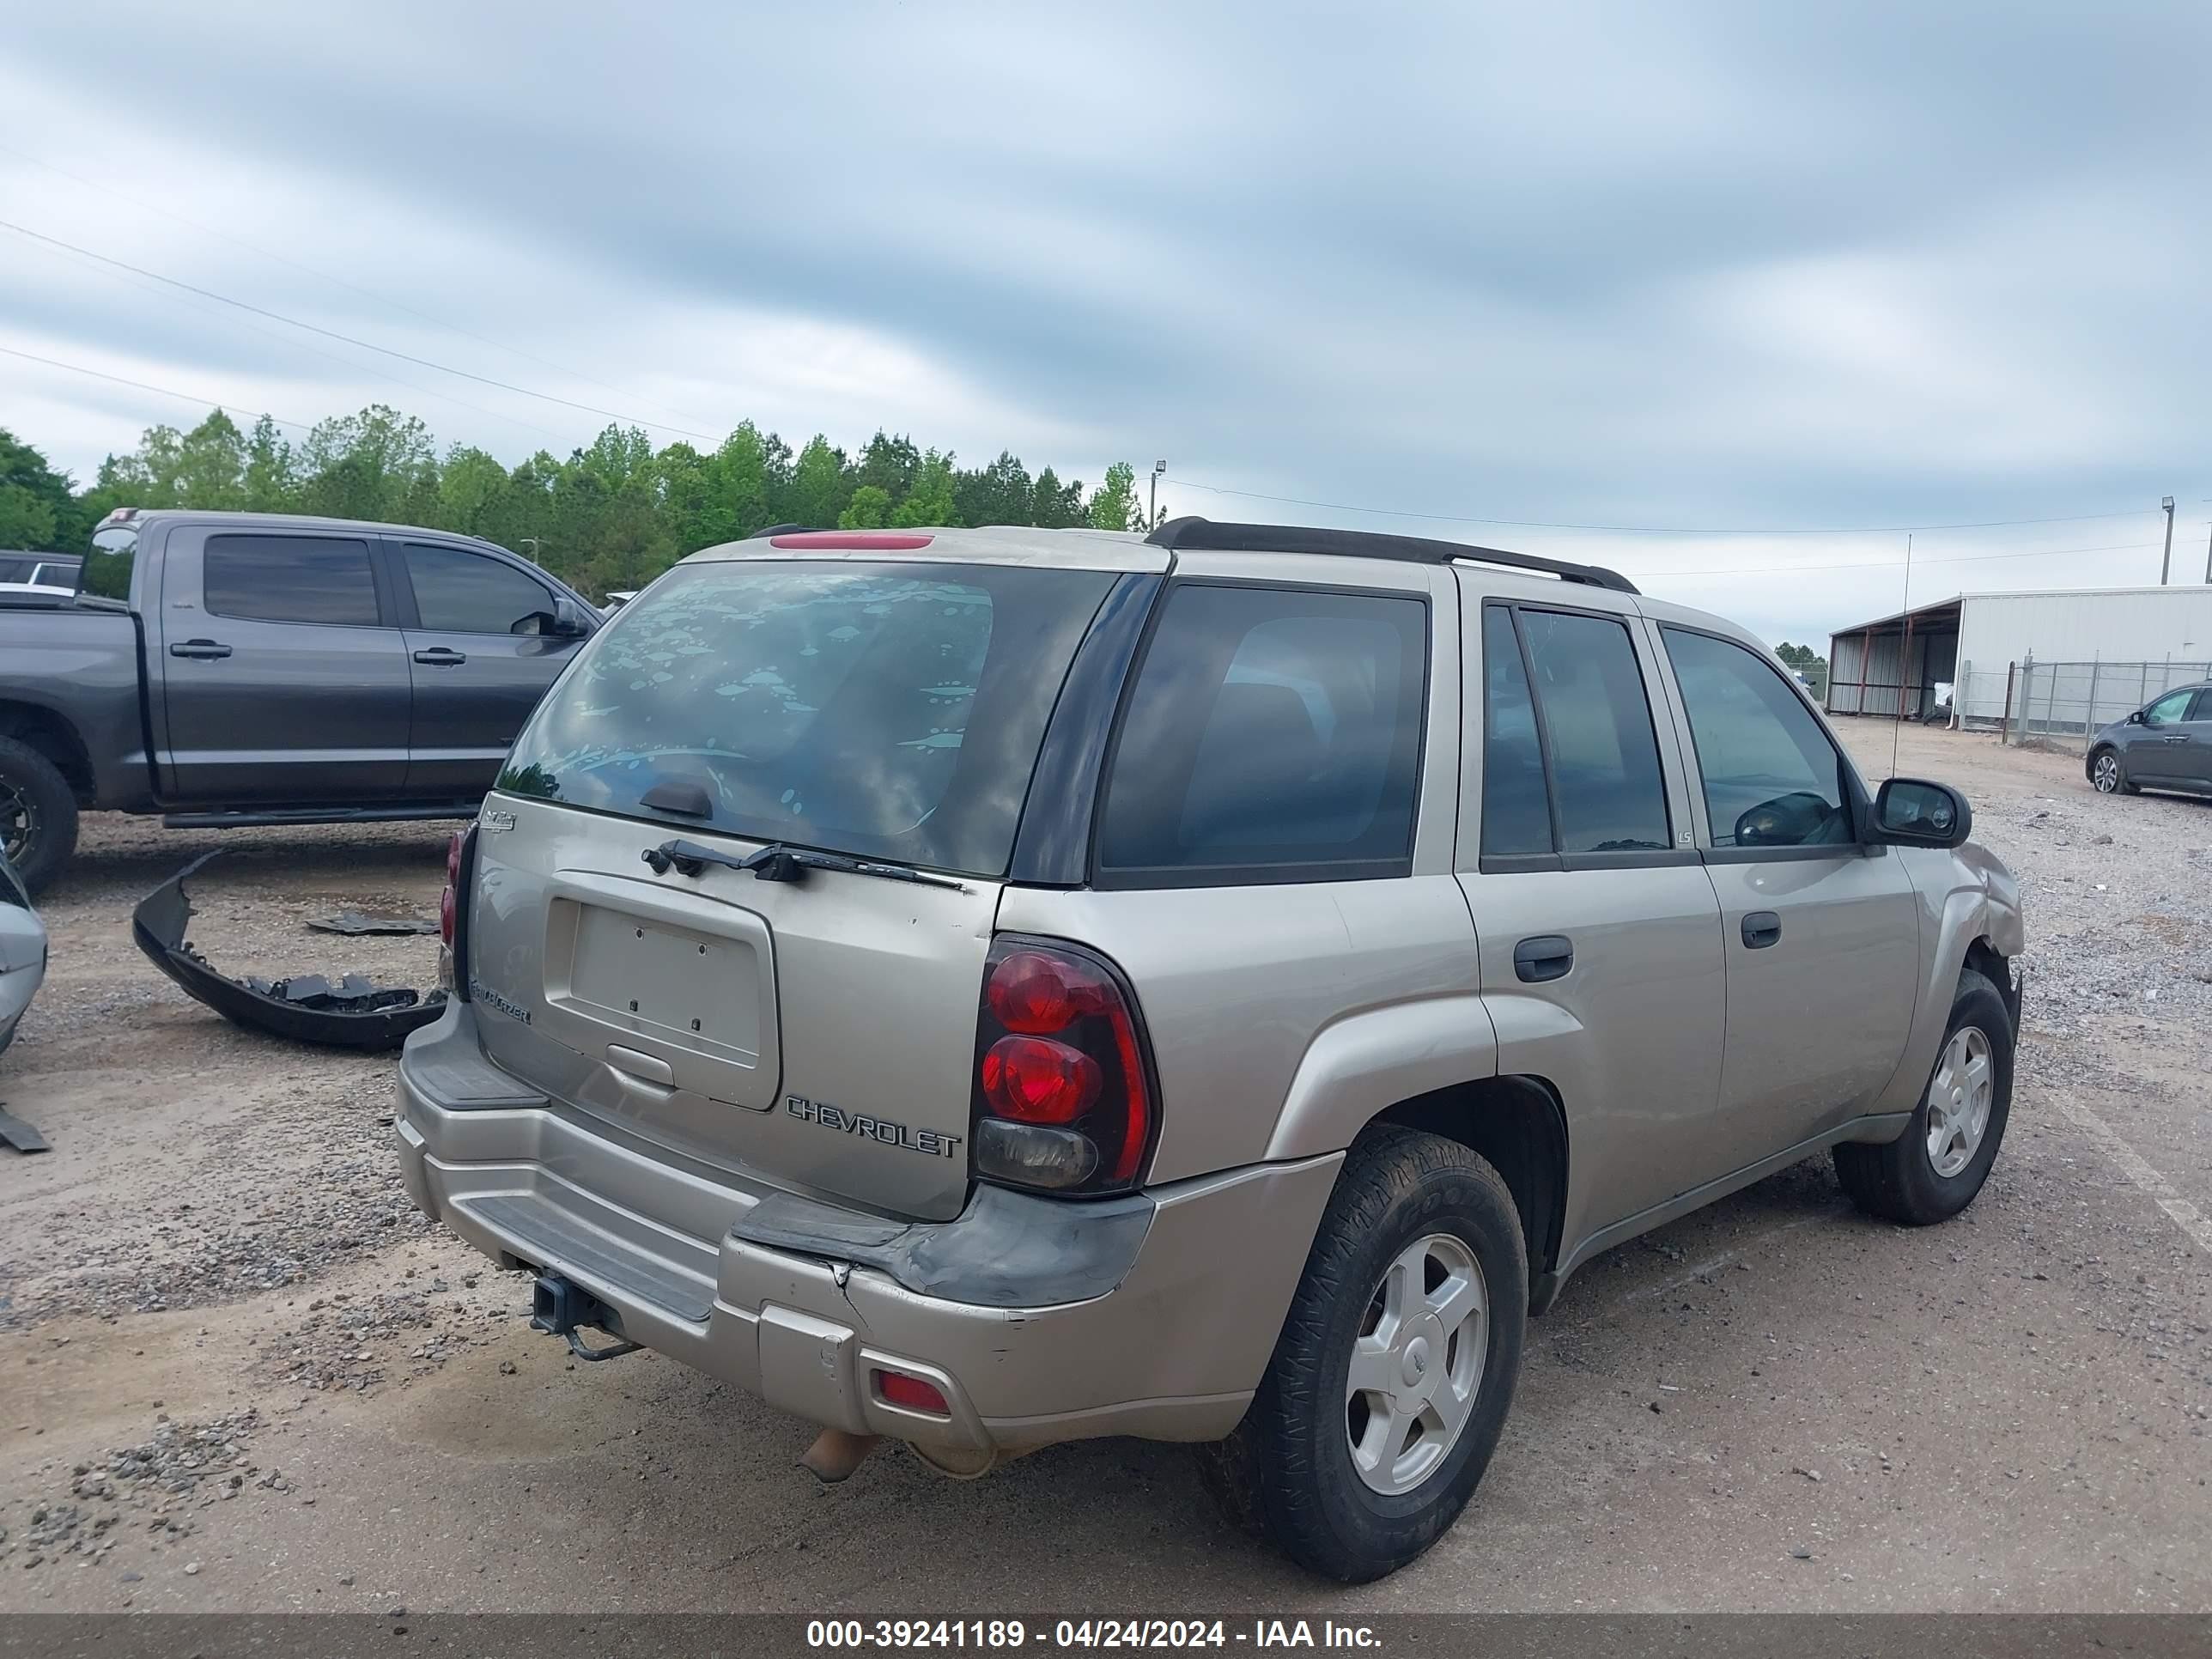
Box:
[804,1620,1382,1649]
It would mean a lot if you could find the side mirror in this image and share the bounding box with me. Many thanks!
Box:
[1872,778,1972,848]
[551,597,593,638]
[2127,709,2148,726]
[1734,790,1835,848]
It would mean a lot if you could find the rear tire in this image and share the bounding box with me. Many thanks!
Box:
[0,737,77,895]
[1196,1127,1527,1582]
[1834,967,2013,1225]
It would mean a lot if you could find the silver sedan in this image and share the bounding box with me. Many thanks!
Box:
[0,853,45,1055]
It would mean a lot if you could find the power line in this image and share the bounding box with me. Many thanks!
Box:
[0,142,729,436]
[9,230,568,442]
[1164,474,2162,538]
[0,217,718,442]
[0,344,316,432]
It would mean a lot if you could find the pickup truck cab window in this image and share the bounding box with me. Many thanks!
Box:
[403,543,558,635]
[204,533,381,627]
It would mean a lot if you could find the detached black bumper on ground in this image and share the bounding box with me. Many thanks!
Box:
[132,852,447,1052]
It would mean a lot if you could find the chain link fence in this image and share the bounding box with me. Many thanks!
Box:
[1983,657,2212,750]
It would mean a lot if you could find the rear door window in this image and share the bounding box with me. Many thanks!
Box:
[204,534,380,627]
[500,559,1115,878]
[1480,605,1553,857]
[404,543,558,634]
[1517,609,1671,854]
[1097,583,1426,885]
[1480,604,1671,864]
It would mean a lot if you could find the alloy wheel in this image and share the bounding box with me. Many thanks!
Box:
[1925,1026,1996,1179]
[1344,1232,1488,1496]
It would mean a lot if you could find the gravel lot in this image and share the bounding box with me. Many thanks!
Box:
[0,724,2206,1614]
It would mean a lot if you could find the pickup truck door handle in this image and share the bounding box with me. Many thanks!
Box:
[1741,911,1783,949]
[412,647,468,665]
[1512,935,1574,983]
[167,639,232,660]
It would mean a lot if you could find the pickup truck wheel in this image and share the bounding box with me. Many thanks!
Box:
[0,737,77,895]
[1195,1126,1526,1582]
[1833,967,2013,1225]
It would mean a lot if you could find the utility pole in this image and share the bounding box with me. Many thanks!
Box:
[2160,496,2175,584]
[1150,460,1166,532]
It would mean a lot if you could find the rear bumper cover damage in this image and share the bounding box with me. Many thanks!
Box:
[134,853,447,1052]
[396,1000,1339,1459]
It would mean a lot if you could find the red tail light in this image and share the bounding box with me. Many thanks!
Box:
[440,832,463,947]
[981,1036,1101,1123]
[972,938,1155,1194]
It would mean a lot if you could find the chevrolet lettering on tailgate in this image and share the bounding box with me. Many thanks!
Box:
[786,1093,963,1158]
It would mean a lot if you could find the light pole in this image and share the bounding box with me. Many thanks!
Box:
[519,538,544,565]
[2160,496,2175,584]
[1150,460,1166,532]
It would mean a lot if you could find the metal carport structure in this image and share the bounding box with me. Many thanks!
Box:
[1826,597,1961,721]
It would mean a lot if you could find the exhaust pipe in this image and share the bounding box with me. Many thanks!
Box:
[909,1440,1000,1480]
[798,1428,881,1484]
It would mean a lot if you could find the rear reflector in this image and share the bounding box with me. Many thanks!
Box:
[874,1370,950,1416]
[767,532,935,550]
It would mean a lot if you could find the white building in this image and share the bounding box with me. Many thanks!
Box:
[1827,585,2212,729]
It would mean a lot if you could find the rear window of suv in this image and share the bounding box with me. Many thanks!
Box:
[1097,582,1427,885]
[498,558,1115,877]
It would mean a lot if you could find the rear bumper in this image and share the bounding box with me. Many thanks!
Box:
[396,1001,1339,1460]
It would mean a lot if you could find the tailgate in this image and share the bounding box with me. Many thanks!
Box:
[470,799,994,1222]
[460,552,1123,1222]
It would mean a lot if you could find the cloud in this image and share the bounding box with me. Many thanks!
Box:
[3,0,2208,641]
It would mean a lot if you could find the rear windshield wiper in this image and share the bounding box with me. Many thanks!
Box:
[642,837,967,891]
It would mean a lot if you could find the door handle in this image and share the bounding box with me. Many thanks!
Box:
[2162,734,2191,743]
[1512,935,1573,983]
[167,639,232,660]
[1741,910,1783,949]
[412,647,468,665]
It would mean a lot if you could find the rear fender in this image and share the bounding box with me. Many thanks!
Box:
[1262,994,1500,1162]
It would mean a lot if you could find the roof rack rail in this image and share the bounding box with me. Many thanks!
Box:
[1144,516,1638,595]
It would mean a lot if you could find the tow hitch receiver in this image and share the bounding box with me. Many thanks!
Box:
[529,1272,643,1363]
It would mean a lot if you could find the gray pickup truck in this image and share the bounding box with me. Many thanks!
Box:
[0,508,599,891]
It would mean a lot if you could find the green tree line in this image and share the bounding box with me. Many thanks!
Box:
[0,408,1151,599]
[1775,641,1830,696]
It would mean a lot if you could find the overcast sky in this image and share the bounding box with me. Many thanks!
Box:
[4,1,2209,644]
